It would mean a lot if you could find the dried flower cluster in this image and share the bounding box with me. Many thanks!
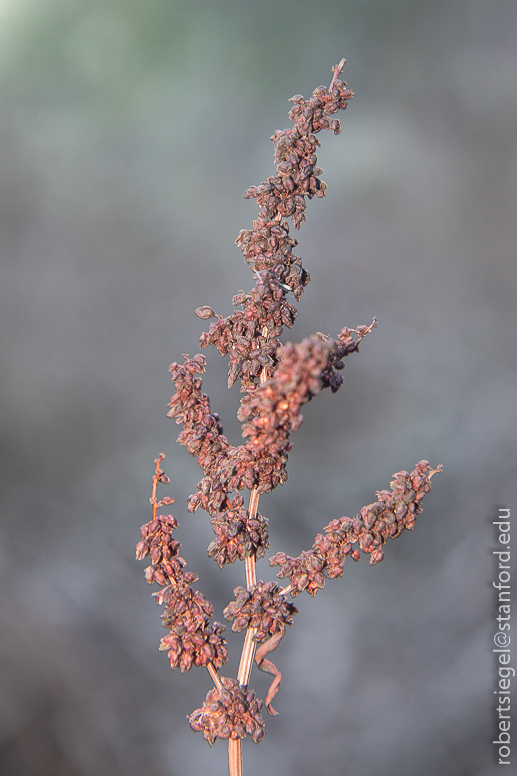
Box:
[224,581,298,642]
[196,64,354,394]
[137,61,441,776]
[168,328,375,526]
[189,677,265,746]
[239,322,377,487]
[208,506,270,568]
[270,460,442,597]
[137,456,228,673]
[157,585,228,673]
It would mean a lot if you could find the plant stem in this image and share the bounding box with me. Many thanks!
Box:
[229,356,269,776]
[330,57,346,90]
[237,625,258,686]
[151,454,165,520]
[206,661,224,692]
[229,490,260,776]
[228,739,242,776]
[237,489,260,686]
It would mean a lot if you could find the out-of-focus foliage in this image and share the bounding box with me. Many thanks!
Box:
[1,1,516,775]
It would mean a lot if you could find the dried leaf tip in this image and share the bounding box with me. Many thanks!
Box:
[330,58,347,90]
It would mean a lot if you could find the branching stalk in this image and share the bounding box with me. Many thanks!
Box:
[136,59,441,776]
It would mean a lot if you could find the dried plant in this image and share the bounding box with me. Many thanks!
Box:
[136,60,441,776]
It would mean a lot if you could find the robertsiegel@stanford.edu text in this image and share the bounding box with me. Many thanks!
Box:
[493,508,512,766]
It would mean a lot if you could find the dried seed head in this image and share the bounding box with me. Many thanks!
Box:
[223,581,297,642]
[137,456,227,672]
[166,324,373,520]
[270,461,442,595]
[197,66,353,394]
[138,62,441,757]
[189,677,265,745]
[208,509,270,568]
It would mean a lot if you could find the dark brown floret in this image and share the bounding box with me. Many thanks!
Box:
[238,325,374,494]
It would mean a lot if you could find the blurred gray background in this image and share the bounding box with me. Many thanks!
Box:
[1,1,516,774]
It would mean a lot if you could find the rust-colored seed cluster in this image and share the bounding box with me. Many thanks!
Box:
[158,584,228,672]
[270,460,442,596]
[197,75,353,393]
[189,677,265,745]
[240,323,376,477]
[224,581,298,642]
[137,62,441,772]
[208,506,270,568]
[165,67,376,573]
[136,513,185,585]
[137,457,228,672]
[168,327,375,542]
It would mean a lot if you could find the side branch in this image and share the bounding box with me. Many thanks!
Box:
[270,461,442,596]
[136,456,228,672]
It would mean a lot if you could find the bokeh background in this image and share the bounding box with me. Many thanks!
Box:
[1,1,516,774]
